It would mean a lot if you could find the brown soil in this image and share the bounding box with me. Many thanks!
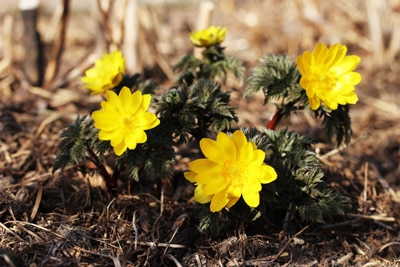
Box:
[0,1,399,266]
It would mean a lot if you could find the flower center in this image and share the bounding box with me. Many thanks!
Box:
[221,159,247,188]
[313,72,337,91]
[122,116,139,132]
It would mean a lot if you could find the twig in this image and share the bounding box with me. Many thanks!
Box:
[165,254,184,267]
[123,0,138,72]
[132,210,139,250]
[378,242,400,253]
[19,0,44,85]
[0,222,27,244]
[127,240,186,249]
[34,112,61,137]
[85,175,91,206]
[363,162,369,202]
[137,8,176,81]
[163,227,179,257]
[43,0,70,87]
[160,179,166,214]
[106,198,116,221]
[30,184,42,220]
[271,226,309,263]
[370,162,400,202]
[366,0,385,63]
[96,0,115,49]
[0,15,13,75]
[12,222,45,242]
[319,219,361,229]
[347,213,396,222]
[112,255,122,267]
[318,133,368,161]
[0,254,16,267]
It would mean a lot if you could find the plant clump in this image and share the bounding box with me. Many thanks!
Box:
[54,25,362,235]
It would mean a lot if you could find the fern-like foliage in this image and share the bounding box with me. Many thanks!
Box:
[316,104,353,145]
[116,123,177,182]
[157,78,238,143]
[174,46,244,85]
[245,54,304,105]
[53,116,110,173]
[256,128,350,224]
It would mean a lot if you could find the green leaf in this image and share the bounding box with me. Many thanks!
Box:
[245,54,302,101]
[315,104,353,146]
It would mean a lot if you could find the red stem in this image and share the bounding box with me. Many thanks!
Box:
[266,108,284,130]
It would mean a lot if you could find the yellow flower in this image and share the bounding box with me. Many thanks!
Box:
[82,50,125,95]
[189,26,227,47]
[92,87,160,156]
[296,43,362,110]
[184,130,277,212]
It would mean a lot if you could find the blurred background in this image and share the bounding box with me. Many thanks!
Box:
[1,0,399,124]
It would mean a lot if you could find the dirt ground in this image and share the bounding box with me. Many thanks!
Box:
[0,0,399,266]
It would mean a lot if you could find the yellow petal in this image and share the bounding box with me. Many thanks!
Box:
[194,170,222,184]
[124,132,138,150]
[251,149,266,166]
[309,96,321,110]
[189,159,220,174]
[242,190,260,208]
[243,175,262,192]
[141,94,152,110]
[328,44,347,67]
[142,113,160,129]
[120,87,134,112]
[259,165,278,184]
[210,189,229,212]
[226,197,240,208]
[113,141,127,156]
[216,132,237,156]
[332,55,360,75]
[107,131,124,146]
[135,129,147,144]
[105,90,121,110]
[129,90,143,114]
[226,185,241,199]
[324,97,339,110]
[344,92,358,104]
[200,136,233,163]
[238,142,254,165]
[184,171,197,183]
[93,118,118,131]
[202,179,228,196]
[340,72,362,85]
[194,185,213,204]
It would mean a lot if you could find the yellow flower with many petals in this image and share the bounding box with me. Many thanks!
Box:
[189,26,227,47]
[92,87,160,156]
[82,50,125,95]
[184,130,277,212]
[296,43,362,110]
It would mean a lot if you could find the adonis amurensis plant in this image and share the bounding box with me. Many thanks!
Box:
[54,25,361,235]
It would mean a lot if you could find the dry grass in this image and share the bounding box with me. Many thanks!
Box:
[0,0,399,266]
